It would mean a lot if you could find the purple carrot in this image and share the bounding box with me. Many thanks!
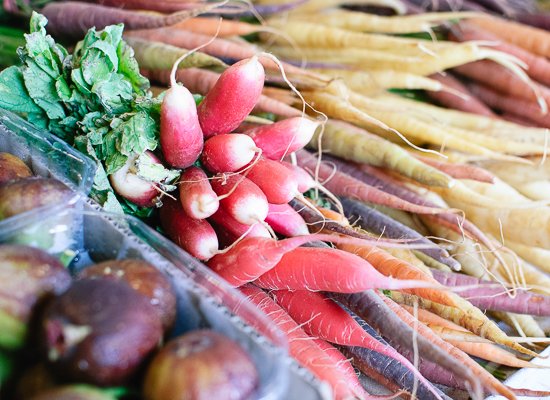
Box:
[341,197,460,271]
[331,291,480,394]
[41,1,222,40]
[81,0,202,13]
[432,270,550,316]
[516,13,550,31]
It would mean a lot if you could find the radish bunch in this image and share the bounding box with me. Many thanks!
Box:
[158,56,319,260]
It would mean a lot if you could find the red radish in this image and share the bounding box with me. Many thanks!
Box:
[160,198,218,260]
[178,166,219,219]
[273,290,444,400]
[239,285,370,400]
[160,48,204,168]
[210,174,269,225]
[245,158,300,204]
[201,134,259,173]
[280,161,315,193]
[244,117,320,160]
[209,206,270,243]
[254,246,442,293]
[198,56,265,137]
[265,203,309,237]
[109,152,159,207]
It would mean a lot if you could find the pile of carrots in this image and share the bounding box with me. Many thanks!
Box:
[3,0,550,399]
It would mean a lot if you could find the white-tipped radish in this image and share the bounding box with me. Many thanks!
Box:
[109,152,159,207]
[160,197,219,260]
[245,158,300,204]
[210,174,269,225]
[209,206,271,243]
[266,203,309,237]
[198,56,265,137]
[201,133,259,173]
[280,161,316,193]
[244,117,320,160]
[179,166,219,219]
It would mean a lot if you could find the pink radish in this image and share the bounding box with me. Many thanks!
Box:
[280,161,316,193]
[244,117,320,160]
[273,290,444,400]
[239,285,372,400]
[109,152,159,207]
[245,158,300,204]
[265,203,309,237]
[254,246,442,293]
[201,133,259,173]
[210,174,269,225]
[178,166,219,219]
[160,53,204,168]
[160,198,218,260]
[198,56,265,137]
[209,206,270,243]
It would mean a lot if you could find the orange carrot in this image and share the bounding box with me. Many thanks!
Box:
[174,17,263,37]
[469,83,550,129]
[469,16,550,58]
[427,73,496,117]
[450,22,550,86]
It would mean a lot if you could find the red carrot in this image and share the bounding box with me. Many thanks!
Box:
[178,166,219,219]
[239,285,371,400]
[201,133,259,173]
[159,197,218,260]
[273,290,444,400]
[198,56,265,137]
[244,117,320,160]
[265,203,309,237]
[210,174,269,226]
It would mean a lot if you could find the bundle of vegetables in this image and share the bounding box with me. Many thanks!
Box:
[2,4,550,400]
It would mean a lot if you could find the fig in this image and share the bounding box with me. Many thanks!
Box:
[0,245,71,349]
[41,278,163,386]
[0,153,32,185]
[29,384,118,400]
[143,330,258,400]
[0,177,73,220]
[14,363,57,399]
[78,259,177,332]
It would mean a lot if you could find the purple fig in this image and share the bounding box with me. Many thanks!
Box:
[0,153,32,185]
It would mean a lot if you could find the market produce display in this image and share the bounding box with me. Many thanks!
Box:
[1,0,550,399]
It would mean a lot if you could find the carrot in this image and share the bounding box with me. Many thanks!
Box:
[469,16,550,58]
[201,134,259,173]
[468,83,550,129]
[295,150,453,215]
[388,291,541,358]
[308,119,454,187]
[341,197,460,271]
[125,37,226,71]
[244,117,319,160]
[272,290,444,400]
[506,240,550,274]
[265,203,309,237]
[84,0,205,13]
[413,154,495,183]
[41,1,223,40]
[426,73,496,117]
[198,56,265,137]
[431,270,550,316]
[178,167,219,219]
[238,285,369,400]
[333,291,481,394]
[159,197,219,261]
[315,206,350,226]
[377,293,515,399]
[494,312,546,339]
[450,22,550,86]
[173,17,264,38]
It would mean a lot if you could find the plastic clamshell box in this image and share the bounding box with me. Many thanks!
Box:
[0,201,290,400]
[0,108,97,220]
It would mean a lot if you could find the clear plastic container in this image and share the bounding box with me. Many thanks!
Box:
[0,108,97,221]
[0,200,290,400]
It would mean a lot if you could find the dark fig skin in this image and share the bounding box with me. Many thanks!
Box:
[41,279,163,386]
[0,153,32,185]
[78,259,177,332]
[144,330,258,400]
[14,363,57,399]
[0,177,73,220]
[0,245,71,350]
[29,384,117,400]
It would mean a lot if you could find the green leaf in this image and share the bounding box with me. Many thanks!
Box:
[22,59,65,119]
[91,72,133,114]
[0,66,43,114]
[117,39,150,94]
[105,152,128,175]
[135,152,180,185]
